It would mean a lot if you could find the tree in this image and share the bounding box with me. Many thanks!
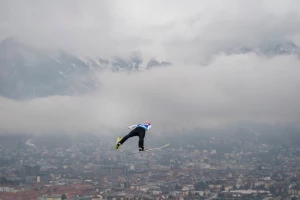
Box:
[195,181,207,190]
[255,185,265,190]
[269,185,276,194]
[221,185,225,191]
[61,194,67,200]
[175,184,182,190]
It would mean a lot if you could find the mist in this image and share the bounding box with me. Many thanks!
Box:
[1,53,299,135]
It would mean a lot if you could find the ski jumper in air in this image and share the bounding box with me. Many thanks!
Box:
[116,121,151,151]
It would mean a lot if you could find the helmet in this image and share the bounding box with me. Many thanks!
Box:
[144,121,151,125]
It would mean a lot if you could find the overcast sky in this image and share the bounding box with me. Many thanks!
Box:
[0,0,300,135]
[1,0,300,62]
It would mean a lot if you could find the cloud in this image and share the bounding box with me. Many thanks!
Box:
[1,0,300,62]
[1,53,299,135]
[1,0,300,136]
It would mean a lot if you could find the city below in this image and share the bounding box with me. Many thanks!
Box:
[0,132,299,200]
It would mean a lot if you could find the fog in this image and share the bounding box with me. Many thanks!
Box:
[0,53,299,135]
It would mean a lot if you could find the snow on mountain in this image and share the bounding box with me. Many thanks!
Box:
[224,41,300,57]
[0,37,172,99]
[1,36,299,99]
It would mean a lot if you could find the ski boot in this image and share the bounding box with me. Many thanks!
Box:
[115,136,122,150]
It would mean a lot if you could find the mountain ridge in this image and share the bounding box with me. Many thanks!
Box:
[1,37,300,99]
[0,37,172,99]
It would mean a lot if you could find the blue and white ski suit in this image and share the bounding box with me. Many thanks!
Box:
[119,123,151,150]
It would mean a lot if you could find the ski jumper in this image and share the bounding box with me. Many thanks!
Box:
[119,123,151,150]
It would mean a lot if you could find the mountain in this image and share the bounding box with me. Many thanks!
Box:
[0,37,172,99]
[1,37,299,99]
[224,41,300,57]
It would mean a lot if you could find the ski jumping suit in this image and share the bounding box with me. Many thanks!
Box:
[119,123,151,151]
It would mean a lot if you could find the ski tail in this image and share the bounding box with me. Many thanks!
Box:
[126,143,169,155]
[146,143,169,151]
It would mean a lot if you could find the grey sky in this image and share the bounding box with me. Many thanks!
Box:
[1,0,300,62]
[0,0,300,135]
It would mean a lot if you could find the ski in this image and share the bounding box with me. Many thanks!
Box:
[126,144,169,155]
